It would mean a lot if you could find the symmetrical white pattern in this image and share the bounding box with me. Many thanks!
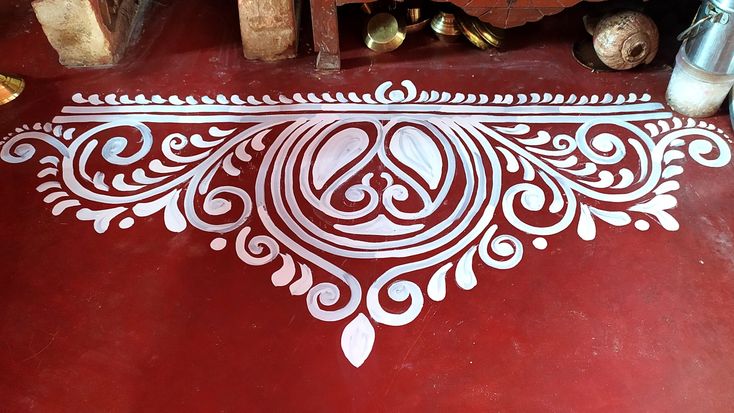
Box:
[1,80,731,366]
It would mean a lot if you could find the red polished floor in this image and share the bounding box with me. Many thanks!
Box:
[2,1,734,412]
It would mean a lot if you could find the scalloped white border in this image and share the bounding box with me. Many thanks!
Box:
[68,80,652,107]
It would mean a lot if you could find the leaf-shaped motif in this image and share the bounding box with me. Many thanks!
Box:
[577,204,596,241]
[629,194,679,231]
[163,189,187,233]
[427,263,453,301]
[389,126,443,190]
[312,128,369,190]
[289,263,313,296]
[589,207,631,226]
[455,246,478,290]
[76,207,126,233]
[271,253,296,287]
[341,313,375,368]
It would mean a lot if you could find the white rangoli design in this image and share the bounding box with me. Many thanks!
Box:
[1,80,731,367]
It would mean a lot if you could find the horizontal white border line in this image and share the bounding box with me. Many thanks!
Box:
[59,102,666,116]
[52,112,674,125]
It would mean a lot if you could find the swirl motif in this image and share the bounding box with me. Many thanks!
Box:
[255,116,502,326]
[0,121,265,233]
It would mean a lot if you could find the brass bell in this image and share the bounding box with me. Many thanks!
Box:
[0,74,25,105]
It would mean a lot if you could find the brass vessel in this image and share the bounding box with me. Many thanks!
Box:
[407,7,421,24]
[457,14,489,50]
[431,11,462,43]
[406,18,431,33]
[455,13,504,49]
[473,19,504,48]
[364,13,406,53]
[404,4,430,33]
[0,74,24,105]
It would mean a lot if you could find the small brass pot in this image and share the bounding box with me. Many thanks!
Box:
[0,74,24,105]
[431,11,462,43]
[364,13,406,53]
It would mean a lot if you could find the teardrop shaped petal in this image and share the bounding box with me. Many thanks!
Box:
[271,254,296,287]
[312,128,369,190]
[389,126,443,190]
[427,263,453,301]
[341,313,375,368]
[455,246,478,290]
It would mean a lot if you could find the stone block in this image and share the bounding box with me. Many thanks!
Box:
[32,0,144,66]
[238,0,299,61]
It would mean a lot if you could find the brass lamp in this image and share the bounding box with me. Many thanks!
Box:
[0,74,25,105]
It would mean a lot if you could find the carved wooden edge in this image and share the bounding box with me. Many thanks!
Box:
[431,0,607,28]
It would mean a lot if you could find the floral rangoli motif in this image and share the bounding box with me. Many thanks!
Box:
[1,80,730,367]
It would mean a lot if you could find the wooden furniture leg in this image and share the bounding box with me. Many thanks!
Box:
[311,0,341,70]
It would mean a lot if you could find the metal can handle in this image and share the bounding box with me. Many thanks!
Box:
[678,2,730,41]
[678,13,717,41]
